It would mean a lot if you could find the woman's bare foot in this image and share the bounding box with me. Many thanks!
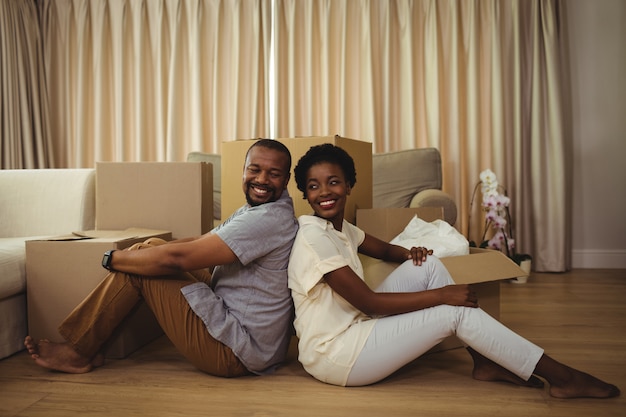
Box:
[534,356,620,399]
[24,336,103,373]
[467,347,544,388]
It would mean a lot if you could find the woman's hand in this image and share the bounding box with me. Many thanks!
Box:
[439,284,479,308]
[407,246,433,266]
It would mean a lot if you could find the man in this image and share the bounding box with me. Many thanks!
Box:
[24,139,298,377]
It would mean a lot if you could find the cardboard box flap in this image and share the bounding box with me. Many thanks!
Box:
[33,228,171,243]
[441,248,528,284]
[39,234,92,242]
[73,228,170,240]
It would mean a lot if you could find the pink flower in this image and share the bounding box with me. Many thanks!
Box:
[493,216,507,229]
[475,169,518,259]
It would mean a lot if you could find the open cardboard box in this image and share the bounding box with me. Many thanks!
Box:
[356,207,528,352]
[26,228,172,358]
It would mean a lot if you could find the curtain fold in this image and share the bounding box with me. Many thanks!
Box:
[0,0,53,169]
[273,0,569,271]
[38,0,270,167]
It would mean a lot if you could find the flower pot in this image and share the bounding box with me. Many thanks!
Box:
[510,259,531,284]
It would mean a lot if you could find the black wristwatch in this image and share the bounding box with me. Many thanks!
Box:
[102,249,116,271]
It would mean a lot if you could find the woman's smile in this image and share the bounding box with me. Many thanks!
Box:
[318,199,337,209]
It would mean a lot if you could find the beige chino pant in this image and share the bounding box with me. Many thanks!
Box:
[58,238,250,377]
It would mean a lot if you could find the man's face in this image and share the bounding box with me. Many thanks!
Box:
[242,146,291,206]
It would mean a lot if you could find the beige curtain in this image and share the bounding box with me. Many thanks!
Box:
[273,0,569,271]
[39,0,270,167]
[5,0,568,270]
[0,0,53,169]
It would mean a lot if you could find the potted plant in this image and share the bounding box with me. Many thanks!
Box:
[469,169,532,283]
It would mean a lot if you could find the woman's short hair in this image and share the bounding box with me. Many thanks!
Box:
[294,143,357,199]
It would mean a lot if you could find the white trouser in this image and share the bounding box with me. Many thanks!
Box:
[346,257,544,387]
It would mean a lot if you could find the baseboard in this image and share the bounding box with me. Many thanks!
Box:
[571,249,626,269]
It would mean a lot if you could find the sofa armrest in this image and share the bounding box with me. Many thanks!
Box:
[409,189,457,226]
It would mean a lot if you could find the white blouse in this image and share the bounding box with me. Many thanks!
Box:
[288,215,377,386]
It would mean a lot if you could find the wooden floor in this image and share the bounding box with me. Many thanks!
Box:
[1,270,624,417]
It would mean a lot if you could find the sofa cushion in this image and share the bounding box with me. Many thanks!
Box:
[0,293,27,359]
[372,148,442,208]
[0,238,37,299]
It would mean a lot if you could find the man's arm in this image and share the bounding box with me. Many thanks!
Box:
[107,233,237,276]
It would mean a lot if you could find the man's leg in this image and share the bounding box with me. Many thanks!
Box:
[26,238,248,377]
[134,273,250,377]
[23,266,147,373]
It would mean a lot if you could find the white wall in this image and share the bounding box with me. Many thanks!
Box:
[567,0,626,268]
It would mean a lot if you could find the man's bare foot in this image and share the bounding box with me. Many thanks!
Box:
[467,347,544,388]
[547,365,620,399]
[23,336,103,373]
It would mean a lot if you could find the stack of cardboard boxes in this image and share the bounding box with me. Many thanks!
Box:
[26,162,213,358]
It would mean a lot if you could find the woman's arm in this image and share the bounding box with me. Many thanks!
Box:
[358,233,432,265]
[325,265,478,317]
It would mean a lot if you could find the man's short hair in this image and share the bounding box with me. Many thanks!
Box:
[247,139,292,173]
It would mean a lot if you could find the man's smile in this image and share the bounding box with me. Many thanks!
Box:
[251,185,270,195]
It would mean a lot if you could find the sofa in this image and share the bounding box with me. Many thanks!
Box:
[187,146,457,225]
[0,169,96,359]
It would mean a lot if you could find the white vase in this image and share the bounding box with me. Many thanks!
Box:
[510,259,531,284]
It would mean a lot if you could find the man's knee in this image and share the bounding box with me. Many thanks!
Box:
[127,237,168,251]
[144,237,168,246]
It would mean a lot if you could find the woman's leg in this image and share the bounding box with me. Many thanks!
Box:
[374,256,454,294]
[347,304,543,387]
[349,256,543,386]
[351,258,619,397]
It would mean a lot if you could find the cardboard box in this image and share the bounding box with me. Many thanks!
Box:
[26,228,172,358]
[356,207,527,352]
[96,162,213,239]
[221,136,373,223]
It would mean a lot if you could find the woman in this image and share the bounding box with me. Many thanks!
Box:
[287,143,619,398]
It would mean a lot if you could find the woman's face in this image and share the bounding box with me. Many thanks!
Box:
[304,161,351,230]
